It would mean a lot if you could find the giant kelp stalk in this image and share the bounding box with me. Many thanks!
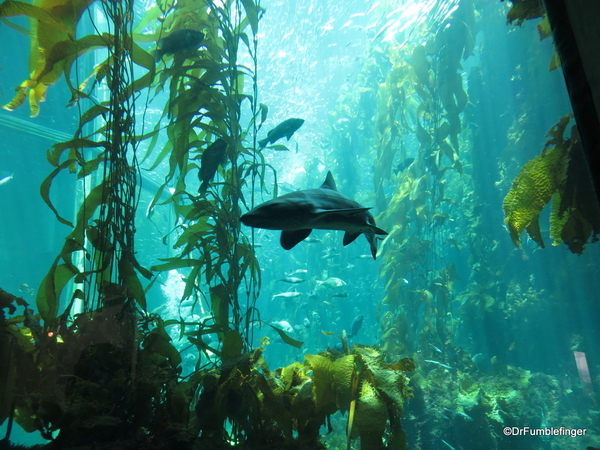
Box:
[366,1,474,361]
[143,0,264,358]
[88,0,145,309]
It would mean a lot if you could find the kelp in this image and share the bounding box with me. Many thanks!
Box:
[1,0,98,117]
[1,0,279,446]
[0,288,205,446]
[502,114,600,253]
[365,1,475,363]
[505,0,545,26]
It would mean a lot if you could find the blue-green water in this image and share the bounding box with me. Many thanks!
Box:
[1,0,599,449]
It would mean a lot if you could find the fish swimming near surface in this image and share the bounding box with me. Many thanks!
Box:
[258,118,305,149]
[240,171,388,259]
[155,29,205,61]
[198,138,227,193]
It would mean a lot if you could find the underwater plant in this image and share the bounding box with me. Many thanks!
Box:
[503,115,600,253]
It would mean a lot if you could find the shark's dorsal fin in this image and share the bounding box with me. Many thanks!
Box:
[320,171,337,191]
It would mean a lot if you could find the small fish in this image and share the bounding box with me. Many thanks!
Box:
[304,237,323,244]
[198,138,227,193]
[353,254,373,260]
[258,118,305,149]
[322,248,341,259]
[155,29,205,61]
[443,408,474,421]
[440,439,457,450]
[19,283,34,295]
[272,292,302,301]
[330,292,349,298]
[424,360,453,369]
[348,314,363,338]
[302,317,311,328]
[271,320,294,333]
[278,276,305,284]
[395,157,415,173]
[323,301,336,308]
[287,269,308,276]
[0,173,13,186]
[428,343,443,353]
[316,277,347,288]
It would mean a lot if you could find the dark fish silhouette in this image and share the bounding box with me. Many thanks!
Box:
[155,29,204,61]
[395,157,415,173]
[198,138,227,193]
[240,171,388,259]
[348,314,363,338]
[258,118,305,149]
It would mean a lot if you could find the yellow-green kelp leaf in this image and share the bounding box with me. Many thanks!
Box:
[506,0,545,26]
[267,323,303,348]
[2,0,97,116]
[0,0,69,34]
[503,115,572,247]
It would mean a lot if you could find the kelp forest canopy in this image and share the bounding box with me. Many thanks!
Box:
[1,0,599,449]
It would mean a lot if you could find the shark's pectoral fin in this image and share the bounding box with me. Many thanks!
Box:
[343,231,361,246]
[280,229,312,250]
[373,226,388,235]
[365,234,378,260]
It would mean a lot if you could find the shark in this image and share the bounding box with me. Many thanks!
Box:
[240,171,388,259]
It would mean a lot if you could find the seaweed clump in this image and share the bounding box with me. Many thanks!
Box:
[503,115,600,253]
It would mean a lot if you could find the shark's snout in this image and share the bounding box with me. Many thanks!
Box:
[240,212,260,227]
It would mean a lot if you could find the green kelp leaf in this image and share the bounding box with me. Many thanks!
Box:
[125,72,154,101]
[259,102,268,126]
[143,332,182,367]
[222,329,244,358]
[240,0,261,35]
[150,258,202,272]
[49,139,108,168]
[268,324,303,349]
[40,159,76,227]
[118,257,147,310]
[75,104,110,137]
[549,50,561,71]
[503,115,572,246]
[37,263,78,324]
[0,0,69,34]
[411,45,431,86]
[68,177,110,244]
[210,284,230,339]
[77,156,107,179]
[537,15,552,40]
[507,0,545,26]
[131,41,155,71]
